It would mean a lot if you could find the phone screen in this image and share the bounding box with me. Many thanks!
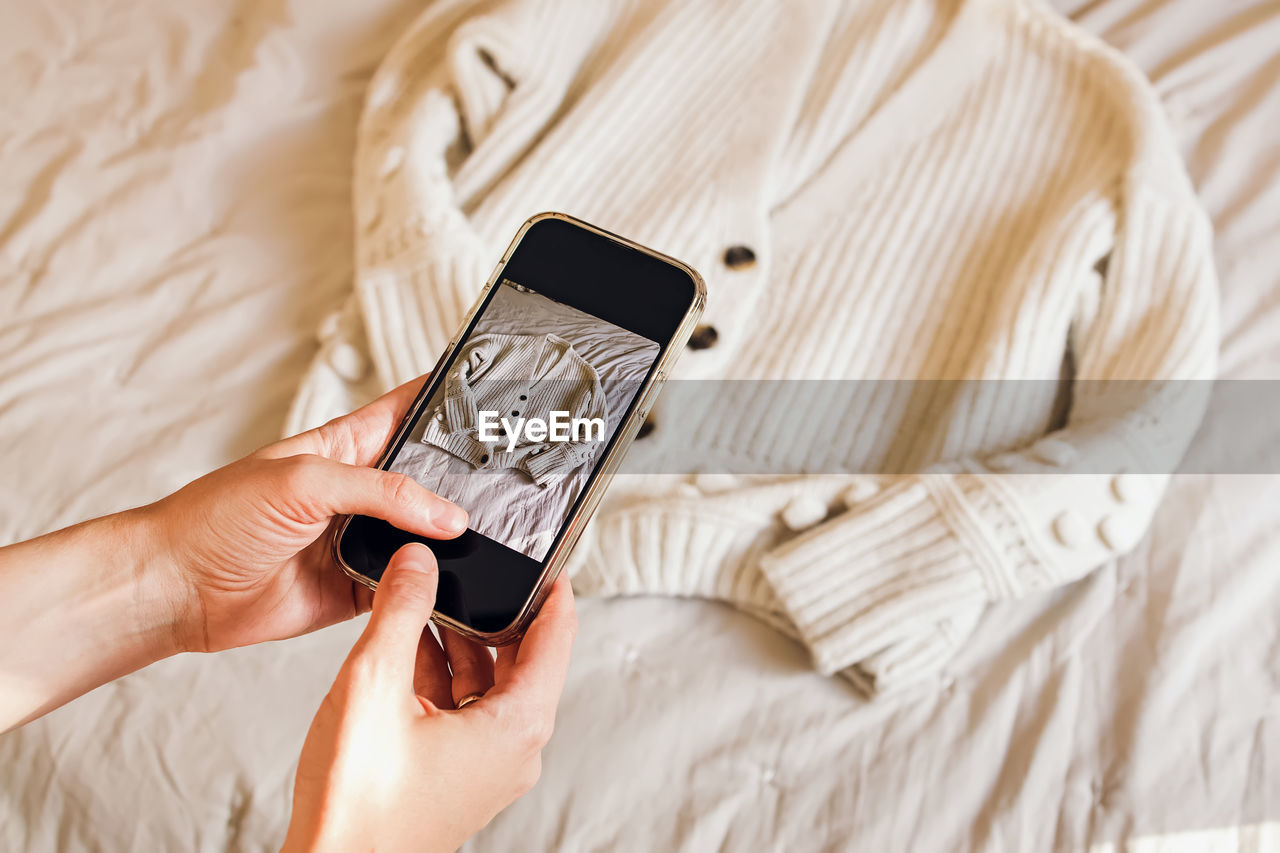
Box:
[388,278,661,562]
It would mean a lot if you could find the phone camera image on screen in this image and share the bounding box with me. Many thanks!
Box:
[387,279,661,562]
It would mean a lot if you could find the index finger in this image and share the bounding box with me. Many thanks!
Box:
[263,375,429,465]
[489,572,577,716]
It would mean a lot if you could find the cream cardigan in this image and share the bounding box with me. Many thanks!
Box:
[422,332,607,486]
[287,0,1219,694]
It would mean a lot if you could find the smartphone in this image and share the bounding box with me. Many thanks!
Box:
[334,213,706,644]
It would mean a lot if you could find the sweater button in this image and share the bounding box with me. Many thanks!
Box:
[1111,474,1144,503]
[318,311,342,342]
[1097,515,1138,551]
[1032,438,1075,466]
[328,342,368,381]
[688,324,718,350]
[723,245,756,270]
[1052,510,1088,548]
[781,495,827,531]
[840,479,881,506]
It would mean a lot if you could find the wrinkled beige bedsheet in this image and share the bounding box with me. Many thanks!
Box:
[1,0,1276,850]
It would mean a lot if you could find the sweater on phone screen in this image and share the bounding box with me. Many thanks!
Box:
[421,332,608,486]
[286,0,1218,695]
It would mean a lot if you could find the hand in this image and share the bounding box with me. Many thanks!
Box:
[284,544,577,853]
[0,376,470,730]
[143,378,467,654]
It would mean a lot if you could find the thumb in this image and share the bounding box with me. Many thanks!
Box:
[356,543,440,684]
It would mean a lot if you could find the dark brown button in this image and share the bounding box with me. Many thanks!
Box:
[688,324,718,350]
[637,416,657,439]
[723,245,756,270]
[1093,251,1111,278]
[479,453,489,463]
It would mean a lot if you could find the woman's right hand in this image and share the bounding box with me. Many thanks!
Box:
[283,544,577,853]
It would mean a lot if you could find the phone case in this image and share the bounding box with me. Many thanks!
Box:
[332,211,707,645]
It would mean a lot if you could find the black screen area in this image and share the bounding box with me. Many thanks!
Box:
[340,517,539,634]
[337,215,700,638]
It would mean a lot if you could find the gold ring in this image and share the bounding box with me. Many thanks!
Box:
[455,691,485,709]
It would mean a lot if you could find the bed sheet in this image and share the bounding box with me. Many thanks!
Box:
[0,0,1277,850]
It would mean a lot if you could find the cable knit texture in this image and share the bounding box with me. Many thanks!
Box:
[286,0,1219,695]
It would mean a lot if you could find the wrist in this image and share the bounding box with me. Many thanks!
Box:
[42,507,193,665]
[104,505,195,660]
[0,507,191,729]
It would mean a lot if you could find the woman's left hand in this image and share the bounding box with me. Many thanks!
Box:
[143,377,467,654]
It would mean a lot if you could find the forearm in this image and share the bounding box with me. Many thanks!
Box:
[0,507,186,732]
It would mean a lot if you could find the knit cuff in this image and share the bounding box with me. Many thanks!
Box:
[523,444,588,487]
[568,498,774,604]
[444,389,478,432]
[759,475,1001,676]
[841,601,985,695]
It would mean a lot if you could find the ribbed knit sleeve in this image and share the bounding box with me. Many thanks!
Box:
[759,184,1219,687]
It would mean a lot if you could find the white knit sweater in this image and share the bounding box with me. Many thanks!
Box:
[287,0,1219,694]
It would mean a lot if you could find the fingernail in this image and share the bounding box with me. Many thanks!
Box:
[435,502,468,534]
[395,543,435,573]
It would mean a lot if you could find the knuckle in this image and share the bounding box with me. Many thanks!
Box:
[278,454,320,494]
[246,444,274,460]
[381,471,420,508]
[447,655,477,679]
[316,416,363,463]
[512,712,555,753]
[486,702,550,754]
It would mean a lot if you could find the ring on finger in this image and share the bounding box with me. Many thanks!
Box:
[455,691,486,709]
